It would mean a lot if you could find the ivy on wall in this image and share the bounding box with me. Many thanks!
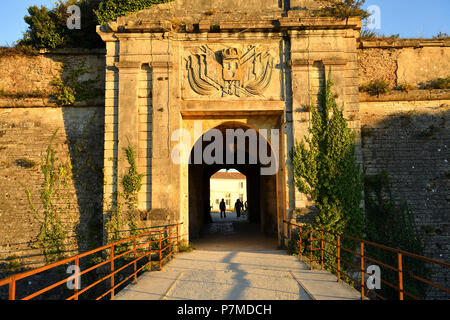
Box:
[290,71,364,273]
[51,61,104,106]
[95,0,172,25]
[364,171,429,299]
[23,129,77,263]
[20,113,104,266]
[105,145,144,247]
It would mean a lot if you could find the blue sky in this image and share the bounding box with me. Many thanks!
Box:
[0,0,449,46]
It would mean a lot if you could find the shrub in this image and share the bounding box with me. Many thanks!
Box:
[290,71,364,273]
[5,255,23,272]
[360,29,379,40]
[16,158,38,168]
[423,76,450,90]
[313,0,370,20]
[18,0,171,49]
[18,1,103,49]
[94,0,172,25]
[394,83,414,93]
[0,45,39,56]
[360,80,390,96]
[433,32,449,40]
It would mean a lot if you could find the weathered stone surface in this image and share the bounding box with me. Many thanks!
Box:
[397,47,450,86]
[357,40,450,89]
[360,100,450,299]
[0,106,104,273]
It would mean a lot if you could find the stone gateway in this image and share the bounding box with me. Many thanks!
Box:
[96,0,363,243]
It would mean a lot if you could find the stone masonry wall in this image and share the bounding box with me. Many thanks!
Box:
[0,50,105,283]
[358,40,450,88]
[360,99,450,299]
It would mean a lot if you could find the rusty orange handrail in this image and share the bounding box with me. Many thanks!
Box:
[0,223,183,300]
[284,220,450,300]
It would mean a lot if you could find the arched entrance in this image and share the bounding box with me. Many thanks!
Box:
[188,121,279,240]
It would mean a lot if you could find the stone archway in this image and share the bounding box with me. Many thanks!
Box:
[97,0,362,247]
[187,121,279,240]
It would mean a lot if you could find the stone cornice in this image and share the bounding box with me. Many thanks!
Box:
[98,17,362,37]
[358,38,450,49]
[289,58,348,67]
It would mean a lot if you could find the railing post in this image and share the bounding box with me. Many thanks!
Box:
[176,224,179,251]
[288,222,292,242]
[321,231,324,270]
[159,229,162,270]
[133,236,137,284]
[309,230,313,270]
[337,236,341,282]
[110,245,115,300]
[360,242,365,300]
[9,276,16,300]
[299,226,302,260]
[74,257,80,300]
[168,226,171,260]
[398,253,404,300]
[148,231,152,270]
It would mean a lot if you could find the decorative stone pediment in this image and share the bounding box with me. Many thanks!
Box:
[183,44,281,100]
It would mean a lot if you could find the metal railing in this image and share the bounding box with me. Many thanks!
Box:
[0,223,183,300]
[283,220,450,300]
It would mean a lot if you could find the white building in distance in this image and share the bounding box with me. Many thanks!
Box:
[210,171,247,211]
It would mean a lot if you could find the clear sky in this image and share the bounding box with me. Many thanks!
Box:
[0,0,449,46]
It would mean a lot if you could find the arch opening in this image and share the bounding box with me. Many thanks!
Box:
[188,121,279,241]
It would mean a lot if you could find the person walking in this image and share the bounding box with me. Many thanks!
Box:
[219,199,226,219]
[235,199,243,218]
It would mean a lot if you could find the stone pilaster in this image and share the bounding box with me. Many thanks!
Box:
[115,61,141,181]
[150,59,174,210]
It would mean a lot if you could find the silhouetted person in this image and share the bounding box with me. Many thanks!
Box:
[235,199,243,218]
[219,199,226,219]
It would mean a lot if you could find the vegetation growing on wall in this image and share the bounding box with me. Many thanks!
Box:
[24,129,78,263]
[0,89,50,99]
[105,145,144,246]
[290,71,364,273]
[313,0,369,20]
[17,0,171,49]
[19,0,103,49]
[52,61,104,105]
[364,171,429,299]
[121,145,145,236]
[359,79,390,97]
[94,0,172,25]
[423,76,450,90]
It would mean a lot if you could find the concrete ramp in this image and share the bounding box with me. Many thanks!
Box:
[114,249,360,300]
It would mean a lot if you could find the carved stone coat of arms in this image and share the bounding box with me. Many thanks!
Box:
[184,45,276,98]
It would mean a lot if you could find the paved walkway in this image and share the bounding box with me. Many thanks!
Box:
[115,216,360,300]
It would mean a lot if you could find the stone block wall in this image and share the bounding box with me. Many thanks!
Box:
[0,49,105,98]
[0,50,105,277]
[360,98,450,299]
[358,40,450,88]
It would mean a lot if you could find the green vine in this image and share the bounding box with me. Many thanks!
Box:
[105,145,144,246]
[290,70,364,273]
[51,61,103,106]
[24,128,77,263]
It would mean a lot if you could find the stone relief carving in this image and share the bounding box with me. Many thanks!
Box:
[185,45,275,98]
